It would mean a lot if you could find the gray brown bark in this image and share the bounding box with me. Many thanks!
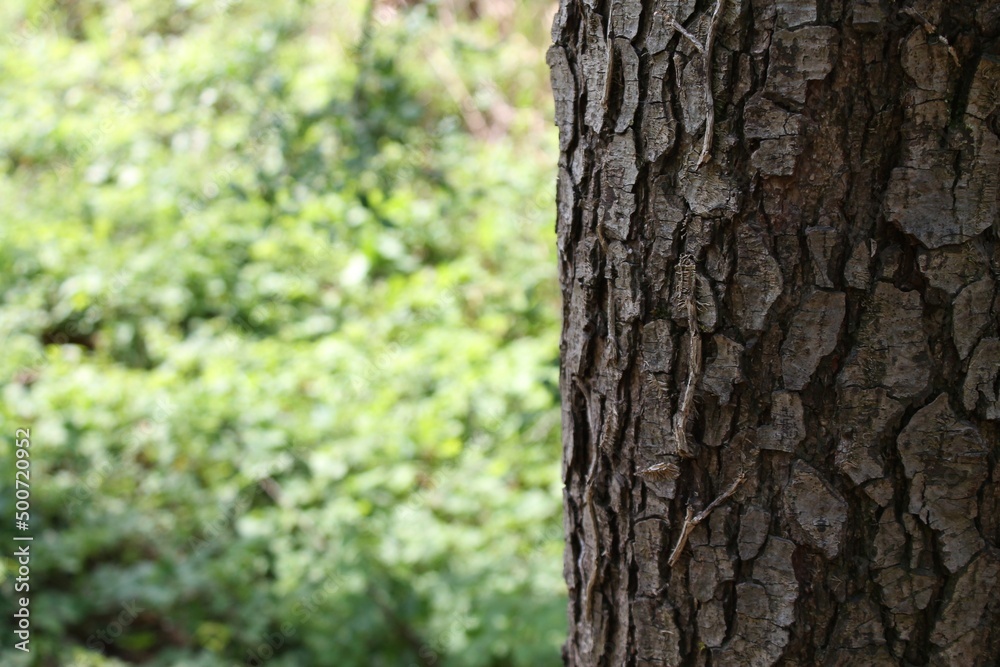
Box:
[549,1,1000,665]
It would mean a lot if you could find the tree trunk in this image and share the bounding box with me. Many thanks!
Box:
[549,1,1000,664]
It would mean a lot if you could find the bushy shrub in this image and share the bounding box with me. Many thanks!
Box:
[0,1,563,664]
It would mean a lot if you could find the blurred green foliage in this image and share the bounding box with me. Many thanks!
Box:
[0,0,564,665]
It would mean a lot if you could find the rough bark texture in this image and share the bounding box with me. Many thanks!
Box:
[550,1,1000,665]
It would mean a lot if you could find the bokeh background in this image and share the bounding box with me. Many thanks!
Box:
[0,1,564,665]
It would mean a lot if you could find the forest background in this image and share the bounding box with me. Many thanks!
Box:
[0,1,565,665]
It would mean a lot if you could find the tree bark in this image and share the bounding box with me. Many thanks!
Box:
[549,1,1000,665]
